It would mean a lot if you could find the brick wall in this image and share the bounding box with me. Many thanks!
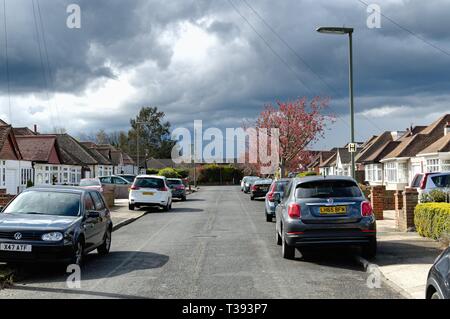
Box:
[397,188,418,232]
[384,190,396,210]
[370,185,385,220]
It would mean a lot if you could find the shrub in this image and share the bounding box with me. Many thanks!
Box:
[420,189,449,203]
[175,168,190,179]
[146,168,159,175]
[414,203,450,240]
[297,171,318,177]
[158,167,180,178]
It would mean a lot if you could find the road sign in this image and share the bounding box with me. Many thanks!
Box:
[348,143,357,153]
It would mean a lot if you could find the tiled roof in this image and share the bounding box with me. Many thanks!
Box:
[356,132,395,164]
[383,114,450,160]
[56,134,98,165]
[12,127,37,136]
[16,135,58,162]
[418,133,450,154]
[320,152,337,168]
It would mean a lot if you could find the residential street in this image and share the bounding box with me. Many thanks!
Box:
[0,186,401,299]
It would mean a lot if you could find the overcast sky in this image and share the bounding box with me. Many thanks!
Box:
[1,0,449,150]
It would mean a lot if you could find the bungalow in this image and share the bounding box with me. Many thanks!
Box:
[80,142,114,177]
[380,114,450,190]
[15,135,65,186]
[356,131,405,186]
[0,125,33,195]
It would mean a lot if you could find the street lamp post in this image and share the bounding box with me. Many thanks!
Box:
[316,27,356,179]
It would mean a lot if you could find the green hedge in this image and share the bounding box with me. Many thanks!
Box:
[158,167,180,178]
[415,203,450,240]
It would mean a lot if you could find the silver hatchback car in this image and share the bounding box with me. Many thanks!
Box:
[274,176,377,260]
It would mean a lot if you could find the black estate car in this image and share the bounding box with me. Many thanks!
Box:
[0,186,112,266]
[426,246,450,299]
[274,176,377,260]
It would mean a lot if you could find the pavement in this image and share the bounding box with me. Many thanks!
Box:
[359,210,446,299]
[0,186,401,299]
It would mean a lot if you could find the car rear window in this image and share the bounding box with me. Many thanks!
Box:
[134,178,165,189]
[4,191,81,217]
[431,174,450,188]
[295,180,362,198]
[166,179,183,186]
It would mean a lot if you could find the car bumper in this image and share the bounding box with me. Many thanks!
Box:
[284,219,376,247]
[0,241,74,263]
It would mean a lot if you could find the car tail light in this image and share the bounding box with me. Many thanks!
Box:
[361,201,373,217]
[288,203,301,219]
[130,185,140,190]
[419,173,429,189]
[158,186,168,192]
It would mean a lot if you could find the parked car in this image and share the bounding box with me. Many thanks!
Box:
[242,177,260,193]
[80,178,103,193]
[265,179,290,222]
[166,178,187,201]
[0,186,112,266]
[426,246,450,299]
[117,174,136,184]
[241,176,259,192]
[250,179,273,200]
[411,172,450,201]
[129,175,172,211]
[274,176,377,260]
[99,175,132,199]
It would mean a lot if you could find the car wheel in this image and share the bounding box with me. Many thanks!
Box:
[97,228,112,255]
[70,241,84,266]
[282,232,295,260]
[362,238,377,259]
[276,228,282,246]
[431,291,442,299]
[129,203,135,211]
[266,214,273,222]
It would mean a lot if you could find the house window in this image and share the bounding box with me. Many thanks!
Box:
[426,159,440,173]
[385,162,397,183]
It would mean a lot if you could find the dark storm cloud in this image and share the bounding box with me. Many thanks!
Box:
[0,0,449,148]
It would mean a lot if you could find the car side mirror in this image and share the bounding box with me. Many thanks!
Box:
[273,193,281,203]
[87,210,100,218]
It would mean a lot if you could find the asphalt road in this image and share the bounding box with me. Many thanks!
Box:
[0,186,401,299]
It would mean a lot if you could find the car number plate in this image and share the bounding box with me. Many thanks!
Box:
[143,192,154,196]
[0,243,32,252]
[320,206,347,215]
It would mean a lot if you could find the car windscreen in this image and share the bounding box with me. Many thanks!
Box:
[80,179,100,187]
[295,180,362,198]
[134,178,165,189]
[275,181,289,192]
[431,175,450,188]
[166,179,183,186]
[3,191,81,217]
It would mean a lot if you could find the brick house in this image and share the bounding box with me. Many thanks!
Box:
[380,114,450,190]
[356,131,406,186]
[0,125,33,195]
